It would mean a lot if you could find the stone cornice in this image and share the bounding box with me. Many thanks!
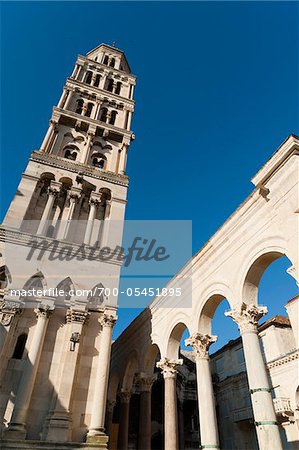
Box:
[0,227,123,267]
[251,134,299,187]
[53,107,134,139]
[267,349,299,370]
[66,78,135,107]
[77,54,137,80]
[30,151,129,187]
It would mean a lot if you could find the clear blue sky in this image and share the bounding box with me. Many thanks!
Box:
[1,2,298,347]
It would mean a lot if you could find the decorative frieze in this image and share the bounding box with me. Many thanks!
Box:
[66,308,89,324]
[0,299,21,326]
[225,302,268,334]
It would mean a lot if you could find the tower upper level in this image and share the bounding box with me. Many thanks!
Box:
[86,43,132,74]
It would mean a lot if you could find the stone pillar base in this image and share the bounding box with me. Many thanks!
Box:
[4,423,27,440]
[0,438,108,449]
[86,434,109,446]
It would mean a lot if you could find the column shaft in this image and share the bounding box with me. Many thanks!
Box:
[138,390,152,449]
[118,394,131,450]
[87,313,116,443]
[6,307,52,438]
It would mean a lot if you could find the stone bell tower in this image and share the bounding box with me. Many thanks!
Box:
[0,43,136,449]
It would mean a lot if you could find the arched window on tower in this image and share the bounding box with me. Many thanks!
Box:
[64,145,78,161]
[94,74,101,88]
[91,153,107,170]
[84,71,93,84]
[94,56,98,62]
[106,79,114,92]
[85,102,94,118]
[109,110,117,125]
[75,99,84,115]
[12,333,28,359]
[99,107,108,123]
[109,58,115,68]
[103,55,109,65]
[115,82,122,95]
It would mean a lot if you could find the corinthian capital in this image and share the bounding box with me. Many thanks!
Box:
[185,333,217,358]
[34,305,53,319]
[99,313,117,328]
[156,357,183,378]
[225,302,268,334]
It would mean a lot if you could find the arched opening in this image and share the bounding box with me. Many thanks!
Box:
[106,79,114,92]
[12,333,27,359]
[94,74,101,87]
[99,107,108,123]
[22,272,46,306]
[84,71,93,84]
[87,282,107,309]
[64,145,78,161]
[75,98,84,114]
[0,265,11,290]
[55,277,74,308]
[109,110,117,126]
[85,102,94,118]
[115,82,122,95]
[91,152,107,170]
[109,58,115,68]
[241,253,298,449]
[22,172,55,229]
[103,55,109,65]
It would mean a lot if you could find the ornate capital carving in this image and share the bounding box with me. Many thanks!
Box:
[99,313,117,328]
[185,333,217,359]
[138,375,155,392]
[48,181,62,197]
[107,400,116,412]
[156,357,183,378]
[0,300,21,326]
[119,390,131,403]
[69,187,81,201]
[66,308,89,324]
[34,305,53,319]
[225,302,268,334]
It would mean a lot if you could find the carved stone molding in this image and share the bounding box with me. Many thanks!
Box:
[0,300,21,326]
[119,390,131,403]
[185,333,217,359]
[107,400,116,412]
[156,357,183,379]
[138,375,155,392]
[225,302,268,334]
[99,313,117,328]
[34,305,54,319]
[66,308,89,324]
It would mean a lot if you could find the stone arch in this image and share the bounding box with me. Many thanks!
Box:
[240,246,295,305]
[23,271,46,290]
[166,320,191,360]
[55,276,74,308]
[87,282,107,310]
[108,372,121,402]
[142,343,161,376]
[121,351,139,391]
[195,282,235,334]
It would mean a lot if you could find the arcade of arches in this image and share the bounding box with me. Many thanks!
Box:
[107,135,299,450]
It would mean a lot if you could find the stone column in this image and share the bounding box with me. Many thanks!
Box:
[40,119,57,152]
[119,144,128,175]
[45,308,89,441]
[94,98,102,120]
[117,390,131,450]
[225,303,283,450]
[127,111,132,130]
[6,305,53,439]
[56,187,81,240]
[84,193,102,246]
[63,88,73,111]
[57,88,68,108]
[138,375,154,450]
[81,129,95,164]
[156,358,182,450]
[185,333,219,450]
[87,312,117,443]
[36,181,62,236]
[105,400,116,441]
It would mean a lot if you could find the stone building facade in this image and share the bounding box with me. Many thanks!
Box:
[0,43,136,449]
[107,135,299,450]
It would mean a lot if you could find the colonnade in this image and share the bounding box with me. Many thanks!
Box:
[109,303,284,450]
[2,305,116,444]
